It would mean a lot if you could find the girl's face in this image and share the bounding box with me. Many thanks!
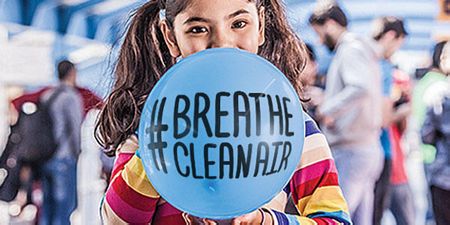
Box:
[161,0,265,58]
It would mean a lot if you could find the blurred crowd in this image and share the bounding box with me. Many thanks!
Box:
[0,1,450,225]
[301,3,450,225]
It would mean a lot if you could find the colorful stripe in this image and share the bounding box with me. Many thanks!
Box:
[296,216,319,225]
[122,155,159,198]
[105,186,154,223]
[309,211,352,225]
[283,183,291,194]
[305,120,321,137]
[297,186,349,216]
[298,144,333,169]
[295,172,339,198]
[273,210,300,225]
[110,174,157,212]
[311,217,338,225]
[111,152,134,178]
[294,159,338,185]
[154,201,183,217]
[153,213,185,225]
[301,134,329,154]
[101,198,128,224]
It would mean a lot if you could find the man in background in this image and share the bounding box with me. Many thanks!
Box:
[371,16,413,225]
[309,3,383,225]
[39,60,83,225]
[9,60,104,224]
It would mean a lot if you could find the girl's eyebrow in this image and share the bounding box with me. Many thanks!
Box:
[183,9,250,25]
[228,9,250,19]
[184,17,210,25]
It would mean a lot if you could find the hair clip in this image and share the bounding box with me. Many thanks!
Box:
[159,9,166,20]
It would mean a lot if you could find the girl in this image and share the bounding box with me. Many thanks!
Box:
[96,0,351,224]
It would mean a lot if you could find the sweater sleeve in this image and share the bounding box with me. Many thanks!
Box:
[101,137,161,224]
[267,116,352,225]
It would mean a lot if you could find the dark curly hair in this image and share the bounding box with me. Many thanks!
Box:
[95,0,308,156]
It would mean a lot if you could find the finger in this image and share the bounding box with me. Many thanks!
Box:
[203,218,217,225]
[191,216,207,225]
[231,218,242,225]
[182,213,192,225]
[185,214,206,225]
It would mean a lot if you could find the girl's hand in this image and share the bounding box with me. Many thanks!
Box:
[231,209,265,225]
[182,208,270,225]
[182,213,218,225]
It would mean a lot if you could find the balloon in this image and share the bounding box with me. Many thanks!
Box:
[138,48,305,219]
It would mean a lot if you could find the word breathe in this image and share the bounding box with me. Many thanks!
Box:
[145,91,295,179]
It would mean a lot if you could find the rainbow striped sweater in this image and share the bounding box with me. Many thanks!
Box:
[101,115,351,225]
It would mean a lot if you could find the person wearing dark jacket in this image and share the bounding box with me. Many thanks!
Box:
[421,42,450,225]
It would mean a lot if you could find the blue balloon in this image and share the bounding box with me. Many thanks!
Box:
[138,48,305,219]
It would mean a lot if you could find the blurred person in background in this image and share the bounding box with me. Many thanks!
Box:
[38,60,83,225]
[388,69,415,225]
[421,41,450,225]
[309,3,383,225]
[2,60,97,224]
[412,40,449,224]
[413,41,449,172]
[413,41,449,171]
[301,43,324,122]
[10,62,107,182]
[6,59,105,224]
[370,16,414,225]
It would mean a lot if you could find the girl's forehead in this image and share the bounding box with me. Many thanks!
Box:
[176,0,257,20]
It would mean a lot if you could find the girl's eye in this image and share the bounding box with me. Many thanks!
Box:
[232,21,247,29]
[189,26,208,34]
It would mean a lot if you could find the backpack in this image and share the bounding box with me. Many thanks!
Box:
[0,88,64,201]
[0,123,23,201]
[15,88,64,165]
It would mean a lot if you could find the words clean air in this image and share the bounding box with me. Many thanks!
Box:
[145,91,296,179]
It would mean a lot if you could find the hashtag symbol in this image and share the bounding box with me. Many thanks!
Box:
[146,98,169,173]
